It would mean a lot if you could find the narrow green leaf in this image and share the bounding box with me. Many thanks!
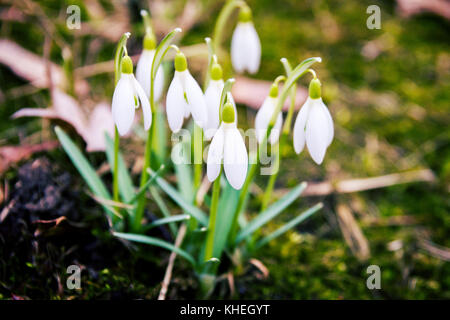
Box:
[126,165,165,204]
[212,178,240,257]
[149,186,176,235]
[256,203,323,249]
[149,170,208,226]
[173,139,194,202]
[55,126,113,218]
[113,232,195,266]
[105,133,135,203]
[143,214,190,231]
[235,182,308,244]
[152,28,181,79]
[151,106,168,167]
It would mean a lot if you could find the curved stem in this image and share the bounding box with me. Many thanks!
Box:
[204,171,222,261]
[134,35,181,232]
[112,32,130,222]
[212,0,247,55]
[140,10,153,35]
[228,57,321,244]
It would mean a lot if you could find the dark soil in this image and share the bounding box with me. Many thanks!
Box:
[0,158,164,299]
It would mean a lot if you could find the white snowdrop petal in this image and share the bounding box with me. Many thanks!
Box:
[254,98,271,144]
[166,74,187,133]
[255,97,280,145]
[204,80,223,140]
[224,126,248,190]
[270,112,283,145]
[305,100,330,164]
[293,98,312,154]
[133,77,152,131]
[207,124,225,182]
[136,51,151,98]
[246,23,261,74]
[136,50,165,102]
[185,71,207,129]
[112,75,135,136]
[231,23,246,73]
[319,99,334,146]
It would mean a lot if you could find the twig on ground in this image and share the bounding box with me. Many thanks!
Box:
[158,223,188,300]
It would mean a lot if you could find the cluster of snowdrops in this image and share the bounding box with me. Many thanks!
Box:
[56,0,333,295]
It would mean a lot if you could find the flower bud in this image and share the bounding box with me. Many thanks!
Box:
[121,55,133,74]
[210,63,223,81]
[174,51,187,72]
[222,102,235,123]
[269,83,278,98]
[239,6,252,22]
[309,78,321,99]
[143,33,156,50]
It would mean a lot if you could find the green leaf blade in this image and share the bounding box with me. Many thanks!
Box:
[235,182,308,244]
[55,126,113,218]
[256,203,323,249]
[113,232,196,266]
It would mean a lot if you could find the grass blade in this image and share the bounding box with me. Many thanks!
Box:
[149,169,208,226]
[256,203,323,249]
[235,182,308,244]
[55,126,114,219]
[113,232,195,266]
[212,178,240,257]
[143,214,190,231]
[105,133,135,203]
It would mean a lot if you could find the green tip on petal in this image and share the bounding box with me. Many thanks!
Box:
[222,102,235,123]
[174,51,187,72]
[239,6,252,22]
[121,55,133,74]
[309,78,321,99]
[269,83,278,98]
[210,63,223,81]
[143,33,156,50]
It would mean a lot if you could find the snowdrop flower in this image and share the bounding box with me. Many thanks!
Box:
[293,77,334,164]
[112,56,152,136]
[255,82,283,145]
[204,62,237,140]
[136,34,165,102]
[231,6,261,74]
[207,101,248,190]
[166,50,207,133]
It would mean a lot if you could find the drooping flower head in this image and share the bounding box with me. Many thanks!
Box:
[204,59,237,140]
[112,55,152,136]
[231,6,261,74]
[166,50,207,133]
[255,79,283,145]
[207,96,248,190]
[293,75,334,164]
[136,33,165,102]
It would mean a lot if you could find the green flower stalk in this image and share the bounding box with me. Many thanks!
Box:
[134,28,182,232]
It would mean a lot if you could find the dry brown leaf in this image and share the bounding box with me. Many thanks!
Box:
[232,76,307,111]
[12,89,114,152]
[336,202,370,261]
[0,39,89,96]
[272,168,436,197]
[396,0,450,19]
[0,141,59,175]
